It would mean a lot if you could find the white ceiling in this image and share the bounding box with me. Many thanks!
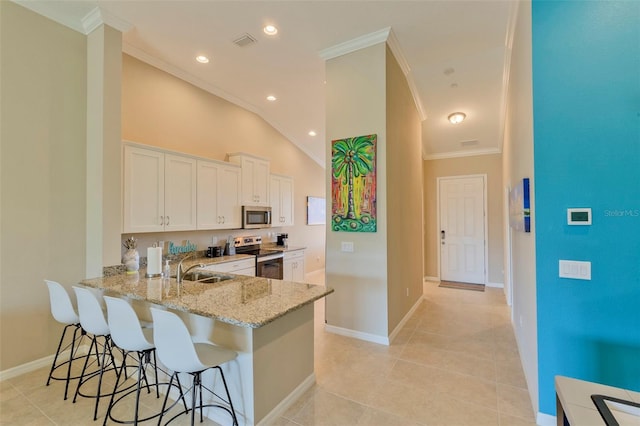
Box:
[16,0,517,168]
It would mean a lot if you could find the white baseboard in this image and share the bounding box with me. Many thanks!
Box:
[486,281,504,288]
[324,324,389,346]
[424,276,439,282]
[536,412,556,426]
[388,296,424,343]
[0,354,55,382]
[257,373,315,426]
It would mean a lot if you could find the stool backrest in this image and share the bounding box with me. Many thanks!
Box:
[73,286,110,336]
[45,280,79,325]
[103,296,153,352]
[150,308,204,373]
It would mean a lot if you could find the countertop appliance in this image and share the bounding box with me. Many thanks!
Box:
[276,233,288,246]
[242,206,272,229]
[234,236,283,279]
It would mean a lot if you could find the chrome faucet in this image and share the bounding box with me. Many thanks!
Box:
[176,254,205,283]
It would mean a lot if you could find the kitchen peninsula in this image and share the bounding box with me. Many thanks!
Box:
[81,256,333,425]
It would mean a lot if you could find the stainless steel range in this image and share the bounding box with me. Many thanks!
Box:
[233,236,284,279]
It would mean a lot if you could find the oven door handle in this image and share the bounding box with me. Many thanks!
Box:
[258,253,284,262]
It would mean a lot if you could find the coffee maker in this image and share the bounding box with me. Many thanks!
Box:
[276,233,288,247]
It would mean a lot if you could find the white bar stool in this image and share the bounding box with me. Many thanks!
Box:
[102,295,165,426]
[150,308,239,426]
[44,280,88,400]
[72,286,118,421]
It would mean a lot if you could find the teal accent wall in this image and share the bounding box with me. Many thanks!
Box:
[532,0,640,415]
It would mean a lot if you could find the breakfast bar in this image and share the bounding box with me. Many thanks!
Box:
[80,258,333,425]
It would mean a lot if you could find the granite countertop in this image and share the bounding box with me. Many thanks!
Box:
[81,255,333,329]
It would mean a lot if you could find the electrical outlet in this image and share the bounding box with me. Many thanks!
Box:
[341,242,354,252]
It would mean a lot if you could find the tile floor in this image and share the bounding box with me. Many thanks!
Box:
[0,280,536,425]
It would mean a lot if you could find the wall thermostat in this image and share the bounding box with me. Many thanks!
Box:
[567,208,592,225]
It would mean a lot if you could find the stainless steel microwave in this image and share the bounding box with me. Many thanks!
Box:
[242,206,272,229]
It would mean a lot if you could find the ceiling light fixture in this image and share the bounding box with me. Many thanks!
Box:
[308,130,317,137]
[195,55,209,64]
[448,112,466,124]
[263,25,278,35]
[266,95,277,101]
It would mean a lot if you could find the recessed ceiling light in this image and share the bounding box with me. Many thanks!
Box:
[266,95,277,102]
[448,112,466,124]
[308,130,317,137]
[263,25,278,35]
[195,55,209,64]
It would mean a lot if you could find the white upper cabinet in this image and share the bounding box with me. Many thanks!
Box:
[270,174,294,227]
[197,160,241,230]
[164,154,197,231]
[123,145,165,233]
[228,153,270,206]
[123,145,197,233]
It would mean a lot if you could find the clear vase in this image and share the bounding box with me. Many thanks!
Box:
[122,248,140,273]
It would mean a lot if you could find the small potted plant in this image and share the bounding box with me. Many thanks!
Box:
[122,236,140,273]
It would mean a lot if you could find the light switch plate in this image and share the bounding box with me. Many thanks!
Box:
[341,242,354,252]
[559,260,591,280]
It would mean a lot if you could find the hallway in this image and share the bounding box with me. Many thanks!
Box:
[277,280,536,425]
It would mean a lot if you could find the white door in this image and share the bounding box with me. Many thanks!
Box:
[439,176,486,284]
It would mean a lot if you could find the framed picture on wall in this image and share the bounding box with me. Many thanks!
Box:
[307,196,326,225]
[509,178,531,232]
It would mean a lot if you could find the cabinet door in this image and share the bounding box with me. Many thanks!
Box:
[270,175,294,226]
[123,146,165,233]
[283,259,294,281]
[164,154,197,231]
[253,159,270,206]
[196,160,220,230]
[279,177,294,226]
[218,165,242,229]
[292,258,305,282]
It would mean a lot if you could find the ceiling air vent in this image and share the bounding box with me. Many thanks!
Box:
[233,33,257,47]
[461,139,479,147]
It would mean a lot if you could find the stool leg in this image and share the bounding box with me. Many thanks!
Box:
[73,335,97,403]
[217,366,238,426]
[103,348,128,426]
[63,325,80,400]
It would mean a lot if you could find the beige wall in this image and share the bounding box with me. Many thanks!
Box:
[385,46,423,331]
[0,2,87,370]
[325,42,422,340]
[121,55,326,272]
[325,43,389,337]
[423,154,504,285]
[503,1,538,412]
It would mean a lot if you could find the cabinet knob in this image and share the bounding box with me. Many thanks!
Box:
[166,216,170,226]
[160,216,164,226]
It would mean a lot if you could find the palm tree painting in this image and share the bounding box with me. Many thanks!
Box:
[331,134,377,232]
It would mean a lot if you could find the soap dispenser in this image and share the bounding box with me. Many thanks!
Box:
[164,260,171,279]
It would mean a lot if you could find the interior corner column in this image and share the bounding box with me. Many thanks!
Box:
[86,24,122,278]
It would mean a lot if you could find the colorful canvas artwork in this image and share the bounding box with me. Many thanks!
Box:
[331,134,377,232]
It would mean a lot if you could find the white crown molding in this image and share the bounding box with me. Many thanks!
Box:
[424,147,502,161]
[123,43,326,169]
[82,7,133,35]
[319,27,391,60]
[386,29,427,121]
[12,2,132,35]
[12,0,85,33]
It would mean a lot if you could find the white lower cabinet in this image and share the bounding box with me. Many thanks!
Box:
[283,250,305,282]
[203,258,255,277]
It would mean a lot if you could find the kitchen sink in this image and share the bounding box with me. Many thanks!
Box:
[181,271,234,284]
